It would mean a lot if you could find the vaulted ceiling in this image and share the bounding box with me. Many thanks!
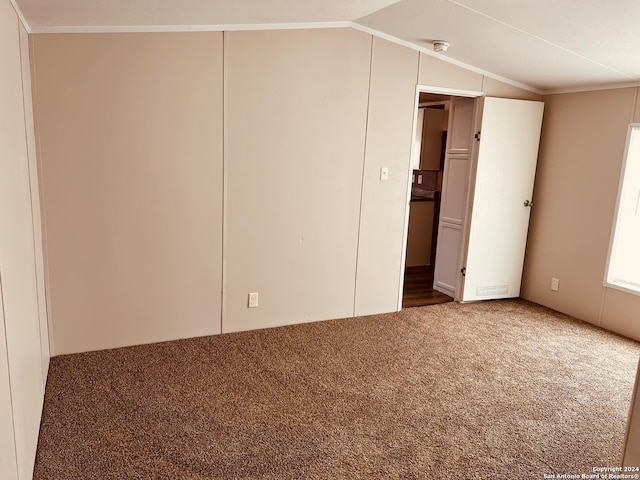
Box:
[14,0,640,93]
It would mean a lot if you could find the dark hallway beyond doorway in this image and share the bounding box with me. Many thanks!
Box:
[402,265,453,308]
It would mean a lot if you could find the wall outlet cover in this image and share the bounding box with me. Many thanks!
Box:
[248,292,259,308]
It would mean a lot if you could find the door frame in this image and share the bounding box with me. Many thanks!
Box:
[397,85,485,309]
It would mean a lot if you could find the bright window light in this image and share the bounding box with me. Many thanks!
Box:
[606,124,640,295]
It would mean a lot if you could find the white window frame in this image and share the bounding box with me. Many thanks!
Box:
[604,123,640,296]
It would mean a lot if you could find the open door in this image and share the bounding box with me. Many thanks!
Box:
[432,97,476,298]
[461,97,544,301]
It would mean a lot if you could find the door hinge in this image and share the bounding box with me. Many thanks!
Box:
[474,132,481,141]
[461,267,466,277]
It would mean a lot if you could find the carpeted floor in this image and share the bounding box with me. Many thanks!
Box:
[34,299,640,479]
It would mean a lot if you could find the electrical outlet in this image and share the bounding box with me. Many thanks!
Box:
[248,292,259,308]
[550,278,560,292]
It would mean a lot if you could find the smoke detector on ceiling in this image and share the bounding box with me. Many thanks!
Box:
[432,41,450,53]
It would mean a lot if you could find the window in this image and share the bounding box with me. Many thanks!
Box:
[606,124,640,295]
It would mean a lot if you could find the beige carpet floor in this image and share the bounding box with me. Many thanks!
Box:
[34,300,640,479]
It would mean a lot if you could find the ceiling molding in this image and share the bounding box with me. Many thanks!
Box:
[16,0,639,97]
[24,17,543,94]
[10,0,30,32]
[543,81,640,96]
[350,23,542,95]
[14,0,541,95]
[28,21,351,34]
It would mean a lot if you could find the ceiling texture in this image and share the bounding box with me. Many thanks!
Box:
[14,0,640,93]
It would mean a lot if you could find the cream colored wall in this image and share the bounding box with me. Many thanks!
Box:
[418,53,483,91]
[481,76,542,101]
[0,7,20,479]
[0,286,17,480]
[418,53,541,101]
[31,28,425,344]
[30,26,552,353]
[20,24,49,381]
[224,28,371,332]
[522,88,640,340]
[601,92,640,340]
[623,359,640,466]
[405,202,434,267]
[31,32,224,354]
[0,1,49,478]
[601,289,640,342]
[420,108,445,170]
[354,37,418,316]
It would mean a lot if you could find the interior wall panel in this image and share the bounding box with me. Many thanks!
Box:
[354,37,419,316]
[0,1,48,478]
[418,53,483,92]
[19,23,49,381]
[405,201,435,268]
[600,281,640,341]
[481,76,542,101]
[624,359,640,466]
[522,88,636,328]
[0,283,18,480]
[0,6,21,479]
[31,32,224,354]
[224,28,371,332]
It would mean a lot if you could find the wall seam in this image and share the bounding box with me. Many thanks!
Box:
[0,17,21,458]
[17,20,46,389]
[28,37,54,358]
[220,31,229,334]
[630,87,639,123]
[352,34,375,317]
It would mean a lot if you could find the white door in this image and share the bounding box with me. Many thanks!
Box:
[461,97,544,301]
[433,97,476,297]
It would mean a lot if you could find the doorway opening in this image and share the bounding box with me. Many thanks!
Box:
[401,87,545,309]
[402,90,479,308]
[403,92,454,307]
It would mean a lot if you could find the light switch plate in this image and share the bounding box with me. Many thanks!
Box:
[380,167,389,181]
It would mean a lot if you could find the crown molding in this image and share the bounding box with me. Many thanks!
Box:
[18,6,640,96]
[9,0,30,32]
[543,81,640,96]
[28,21,351,34]
[350,23,542,95]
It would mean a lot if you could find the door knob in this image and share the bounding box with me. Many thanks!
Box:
[524,200,533,207]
